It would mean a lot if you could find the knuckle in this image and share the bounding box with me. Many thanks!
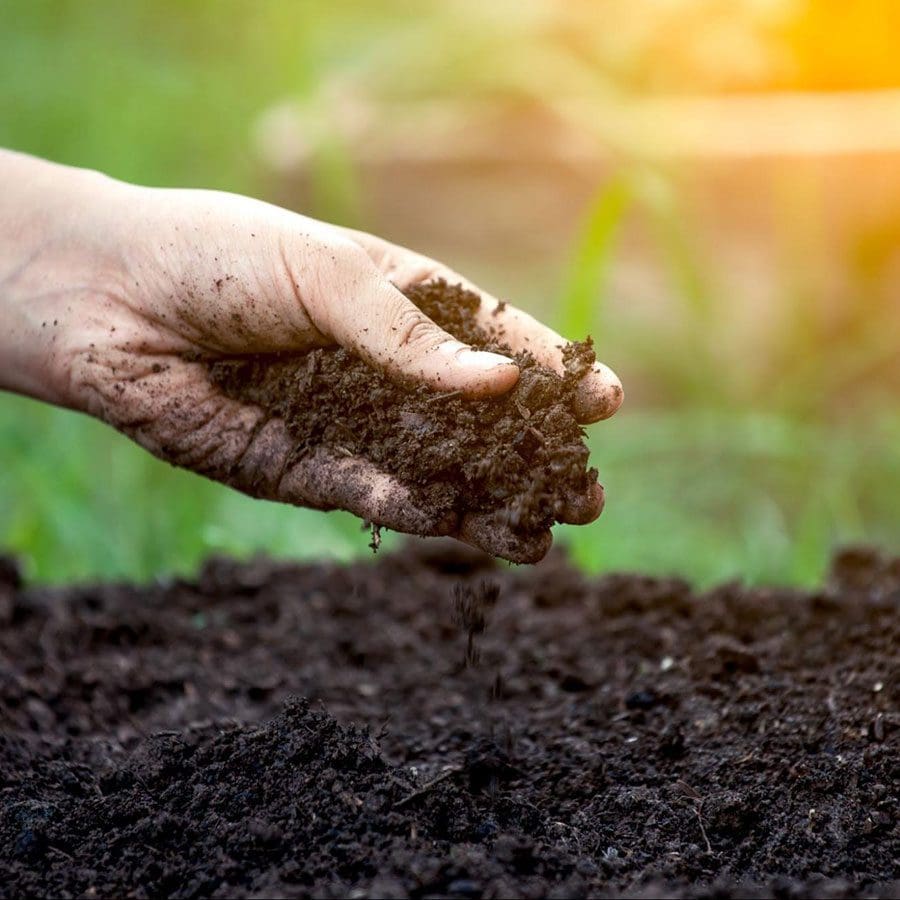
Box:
[404,257,444,285]
[330,237,371,271]
[391,304,443,353]
[304,240,375,336]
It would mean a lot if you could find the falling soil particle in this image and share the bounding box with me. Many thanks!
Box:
[208,280,598,544]
[452,580,500,666]
[1,543,898,897]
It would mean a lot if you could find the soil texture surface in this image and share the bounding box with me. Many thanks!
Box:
[1,542,898,898]
[209,280,597,551]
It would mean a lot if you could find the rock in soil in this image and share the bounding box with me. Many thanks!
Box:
[209,280,598,549]
[1,542,898,898]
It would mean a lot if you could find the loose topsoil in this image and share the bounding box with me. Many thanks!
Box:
[1,543,898,898]
[209,280,597,541]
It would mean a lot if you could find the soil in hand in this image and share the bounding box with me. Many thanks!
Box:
[1,543,898,898]
[209,280,598,551]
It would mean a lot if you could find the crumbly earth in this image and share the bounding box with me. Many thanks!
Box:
[209,280,597,536]
[1,543,898,898]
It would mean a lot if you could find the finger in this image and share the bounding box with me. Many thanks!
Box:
[473,298,624,424]
[337,230,621,419]
[558,481,605,526]
[572,362,623,424]
[310,250,518,398]
[458,511,553,564]
[278,447,458,537]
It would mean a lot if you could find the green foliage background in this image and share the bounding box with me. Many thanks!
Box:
[1,1,897,586]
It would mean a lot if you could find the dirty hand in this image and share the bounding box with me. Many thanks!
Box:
[0,151,622,560]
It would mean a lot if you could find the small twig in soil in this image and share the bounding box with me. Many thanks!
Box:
[675,779,703,802]
[693,804,712,854]
[424,389,462,403]
[394,765,462,808]
[675,779,712,853]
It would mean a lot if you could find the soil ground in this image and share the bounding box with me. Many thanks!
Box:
[1,542,898,898]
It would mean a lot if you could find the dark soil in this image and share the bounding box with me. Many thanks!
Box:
[209,280,597,541]
[1,543,898,898]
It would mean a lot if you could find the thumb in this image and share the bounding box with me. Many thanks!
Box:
[322,266,519,397]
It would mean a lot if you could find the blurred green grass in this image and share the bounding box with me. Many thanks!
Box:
[1,0,897,587]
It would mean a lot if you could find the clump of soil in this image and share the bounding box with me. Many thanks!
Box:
[2,543,898,897]
[209,280,597,540]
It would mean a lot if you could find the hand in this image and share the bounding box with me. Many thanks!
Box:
[0,152,622,562]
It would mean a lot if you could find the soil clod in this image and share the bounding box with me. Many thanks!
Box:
[209,281,598,554]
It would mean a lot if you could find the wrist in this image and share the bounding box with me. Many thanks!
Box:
[0,151,132,407]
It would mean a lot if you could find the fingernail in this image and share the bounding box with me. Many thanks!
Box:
[456,348,516,371]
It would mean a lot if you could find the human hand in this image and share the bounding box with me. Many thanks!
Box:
[0,153,622,561]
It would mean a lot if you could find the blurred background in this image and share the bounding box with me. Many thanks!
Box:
[1,0,898,586]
